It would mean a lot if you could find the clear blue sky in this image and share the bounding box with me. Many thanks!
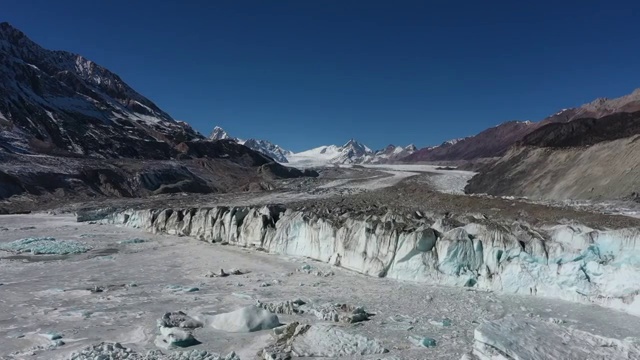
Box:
[5,1,640,152]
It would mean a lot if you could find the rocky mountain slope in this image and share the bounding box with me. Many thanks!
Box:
[465,111,640,200]
[403,121,538,162]
[208,126,292,163]
[0,23,315,206]
[0,22,205,158]
[405,88,640,163]
[241,138,292,163]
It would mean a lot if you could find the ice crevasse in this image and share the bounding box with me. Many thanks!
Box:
[90,205,640,315]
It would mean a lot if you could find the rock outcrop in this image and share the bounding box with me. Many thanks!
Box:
[88,206,640,316]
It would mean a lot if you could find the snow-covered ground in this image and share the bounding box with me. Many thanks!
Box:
[286,145,343,168]
[360,164,476,194]
[1,214,639,359]
[302,164,474,195]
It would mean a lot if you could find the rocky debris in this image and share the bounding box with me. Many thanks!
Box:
[204,268,246,278]
[260,322,301,360]
[0,237,91,254]
[207,305,281,333]
[155,311,203,350]
[309,303,372,323]
[256,299,306,315]
[296,264,334,277]
[470,316,640,360]
[261,322,388,358]
[155,326,201,350]
[158,311,203,329]
[70,342,240,360]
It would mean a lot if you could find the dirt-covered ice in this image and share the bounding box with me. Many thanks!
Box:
[1,213,639,359]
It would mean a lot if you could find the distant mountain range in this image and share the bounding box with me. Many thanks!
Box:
[209,126,292,163]
[209,126,415,166]
[405,89,640,163]
[214,87,640,166]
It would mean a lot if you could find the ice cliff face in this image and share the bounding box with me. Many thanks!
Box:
[92,206,640,315]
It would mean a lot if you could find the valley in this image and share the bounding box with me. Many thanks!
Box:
[1,19,640,360]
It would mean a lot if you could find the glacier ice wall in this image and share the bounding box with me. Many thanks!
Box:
[94,206,640,315]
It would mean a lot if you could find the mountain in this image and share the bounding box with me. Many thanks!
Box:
[0,23,316,208]
[366,144,416,164]
[209,126,233,141]
[403,121,538,162]
[208,126,292,163]
[242,138,292,163]
[207,128,417,166]
[331,139,373,164]
[465,111,640,200]
[404,88,640,163]
[287,139,371,167]
[541,89,640,125]
[0,22,204,159]
[286,139,415,167]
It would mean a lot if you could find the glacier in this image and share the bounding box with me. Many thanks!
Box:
[90,205,640,315]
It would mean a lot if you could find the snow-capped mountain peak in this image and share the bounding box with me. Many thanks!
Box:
[209,126,232,140]
[337,139,373,161]
[207,125,415,167]
[287,139,416,167]
[207,126,291,163]
[242,138,292,163]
